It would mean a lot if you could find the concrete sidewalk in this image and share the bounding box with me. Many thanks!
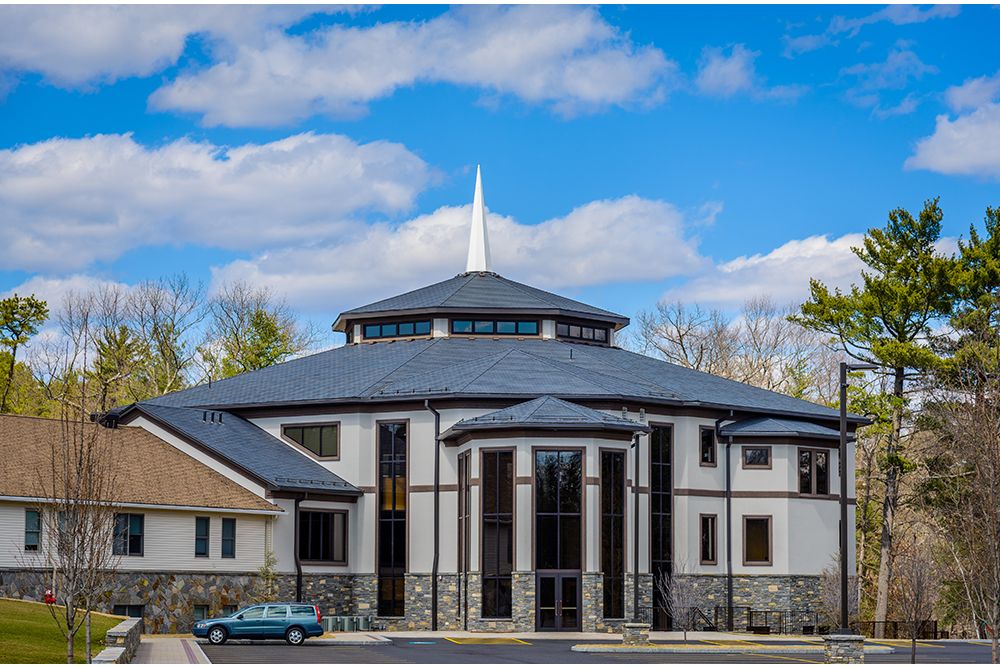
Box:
[135,636,210,664]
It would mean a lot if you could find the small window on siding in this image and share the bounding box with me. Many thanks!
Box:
[283,424,339,458]
[113,514,144,556]
[193,605,209,621]
[742,446,771,469]
[24,509,41,551]
[743,516,772,565]
[700,428,716,467]
[298,510,348,564]
[221,518,236,559]
[113,604,144,618]
[799,448,830,495]
[700,514,717,564]
[195,517,210,557]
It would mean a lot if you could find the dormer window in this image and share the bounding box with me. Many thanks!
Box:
[363,320,432,340]
[451,319,538,336]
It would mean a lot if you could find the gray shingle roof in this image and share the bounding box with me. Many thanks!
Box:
[719,416,842,440]
[334,272,628,330]
[122,403,361,496]
[442,396,649,439]
[144,337,847,422]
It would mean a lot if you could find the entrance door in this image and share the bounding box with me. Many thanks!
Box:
[536,573,581,631]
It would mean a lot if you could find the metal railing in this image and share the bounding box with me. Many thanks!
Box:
[852,620,948,640]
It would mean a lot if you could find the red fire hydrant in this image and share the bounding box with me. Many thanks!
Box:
[44,589,56,605]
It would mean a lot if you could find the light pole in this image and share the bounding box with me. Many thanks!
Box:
[839,361,876,633]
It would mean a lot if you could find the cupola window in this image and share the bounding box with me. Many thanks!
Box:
[556,322,608,343]
[363,321,431,339]
[451,319,538,336]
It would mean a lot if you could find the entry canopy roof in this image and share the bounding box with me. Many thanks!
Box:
[441,395,650,441]
[719,416,844,441]
[333,271,629,333]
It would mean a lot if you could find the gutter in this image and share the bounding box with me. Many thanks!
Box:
[294,497,303,601]
[0,495,283,515]
[425,399,441,631]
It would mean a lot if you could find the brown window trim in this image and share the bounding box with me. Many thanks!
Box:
[480,447,515,620]
[742,515,773,566]
[699,513,718,565]
[797,447,831,497]
[741,445,772,470]
[298,508,349,567]
[699,426,717,468]
[280,421,341,461]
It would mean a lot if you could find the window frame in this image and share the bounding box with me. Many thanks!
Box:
[699,427,717,467]
[221,518,236,559]
[24,508,41,552]
[798,447,831,496]
[113,513,144,557]
[376,420,408,618]
[113,604,144,618]
[600,448,627,620]
[362,320,433,340]
[193,604,209,621]
[450,318,540,337]
[699,513,718,565]
[741,445,772,470]
[297,509,349,566]
[742,515,773,566]
[480,448,514,620]
[281,421,341,461]
[555,321,610,343]
[194,516,210,558]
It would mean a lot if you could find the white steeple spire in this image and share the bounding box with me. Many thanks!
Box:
[465,165,492,273]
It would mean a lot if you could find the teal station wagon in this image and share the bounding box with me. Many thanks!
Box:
[192,603,324,645]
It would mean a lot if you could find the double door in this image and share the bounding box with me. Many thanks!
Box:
[536,572,581,631]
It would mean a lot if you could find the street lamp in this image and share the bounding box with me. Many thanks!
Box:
[838,361,877,634]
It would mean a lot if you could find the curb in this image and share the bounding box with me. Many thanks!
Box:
[196,634,392,647]
[570,643,896,655]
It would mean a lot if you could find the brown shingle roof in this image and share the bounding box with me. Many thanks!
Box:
[0,414,279,513]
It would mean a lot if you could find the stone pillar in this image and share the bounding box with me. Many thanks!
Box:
[823,634,865,663]
[622,622,651,646]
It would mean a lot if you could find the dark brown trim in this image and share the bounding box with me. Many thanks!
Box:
[373,418,410,580]
[699,513,718,566]
[446,428,634,446]
[742,515,773,567]
[731,436,840,446]
[297,508,349,567]
[267,490,361,504]
[674,488,856,504]
[279,420,341,461]
[530,445,586,573]
[741,445,772,470]
[357,486,377,495]
[699,426,718,468]
[797,447,832,497]
[585,476,600,486]
[410,484,458,493]
[515,476,532,486]
[479,446,516,620]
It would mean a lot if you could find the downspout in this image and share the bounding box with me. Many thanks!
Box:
[425,400,441,632]
[716,412,734,632]
[294,497,303,601]
[632,430,641,622]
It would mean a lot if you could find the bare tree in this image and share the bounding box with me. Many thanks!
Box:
[653,561,699,642]
[818,552,860,632]
[894,540,938,663]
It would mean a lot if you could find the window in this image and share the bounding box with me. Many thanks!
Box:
[193,605,209,621]
[378,421,407,617]
[743,516,772,565]
[298,510,347,564]
[601,450,626,619]
[113,604,144,618]
[742,446,771,469]
[24,509,41,551]
[194,517,210,557]
[481,450,514,618]
[450,319,539,336]
[265,605,288,618]
[221,518,236,558]
[363,321,432,339]
[282,423,339,459]
[700,514,717,565]
[221,605,238,617]
[700,427,716,467]
[240,606,265,619]
[457,451,470,579]
[799,448,830,495]
[649,425,674,631]
[556,322,609,343]
[113,514,144,556]
[291,605,316,617]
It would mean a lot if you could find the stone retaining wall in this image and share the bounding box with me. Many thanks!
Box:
[93,617,143,664]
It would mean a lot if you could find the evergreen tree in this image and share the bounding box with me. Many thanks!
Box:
[0,294,49,413]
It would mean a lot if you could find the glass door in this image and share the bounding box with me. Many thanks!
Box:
[536,573,581,631]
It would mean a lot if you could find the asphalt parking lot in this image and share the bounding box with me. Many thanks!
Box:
[199,637,998,664]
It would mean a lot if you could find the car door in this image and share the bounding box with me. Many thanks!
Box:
[233,605,266,638]
[262,605,289,638]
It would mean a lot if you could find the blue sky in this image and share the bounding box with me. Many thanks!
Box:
[0,4,998,345]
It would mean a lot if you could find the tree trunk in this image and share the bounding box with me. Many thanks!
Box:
[910,636,916,664]
[86,609,92,663]
[1,342,17,413]
[873,367,905,637]
[66,628,74,664]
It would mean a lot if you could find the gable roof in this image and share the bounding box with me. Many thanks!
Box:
[117,404,361,497]
[142,337,851,423]
[0,414,278,512]
[333,272,629,331]
[442,395,649,440]
[719,416,842,440]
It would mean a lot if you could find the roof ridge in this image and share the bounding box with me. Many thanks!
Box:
[354,338,439,396]
[348,273,474,313]
[363,342,511,396]
[491,274,563,309]
[514,348,624,396]
[435,348,518,394]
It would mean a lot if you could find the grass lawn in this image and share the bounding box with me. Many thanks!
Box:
[0,598,125,663]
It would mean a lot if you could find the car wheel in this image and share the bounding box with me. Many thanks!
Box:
[285,627,305,646]
[208,626,228,645]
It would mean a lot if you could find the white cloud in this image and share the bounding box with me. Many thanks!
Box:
[664,234,866,308]
[3,274,129,310]
[694,44,806,101]
[830,5,960,37]
[905,103,1000,180]
[0,132,432,272]
[150,5,675,126]
[945,70,1000,113]
[212,196,710,313]
[0,6,322,89]
[841,43,936,115]
[782,33,837,58]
